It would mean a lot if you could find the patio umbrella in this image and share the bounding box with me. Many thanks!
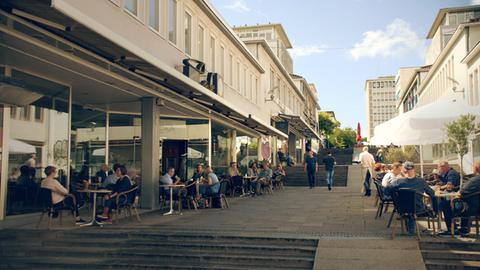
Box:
[356,122,362,143]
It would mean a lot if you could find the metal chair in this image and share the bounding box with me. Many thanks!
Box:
[391,188,436,239]
[207,180,230,209]
[373,180,393,219]
[113,185,141,223]
[230,176,244,197]
[450,191,480,238]
[36,188,77,229]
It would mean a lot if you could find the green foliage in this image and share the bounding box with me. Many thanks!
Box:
[328,127,356,148]
[384,146,419,164]
[446,114,478,158]
[445,114,479,182]
[318,112,340,137]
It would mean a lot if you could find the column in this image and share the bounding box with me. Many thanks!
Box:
[230,129,237,163]
[141,97,160,209]
[288,132,296,160]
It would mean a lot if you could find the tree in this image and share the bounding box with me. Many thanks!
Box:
[384,146,419,164]
[318,112,340,148]
[328,127,357,149]
[445,114,479,185]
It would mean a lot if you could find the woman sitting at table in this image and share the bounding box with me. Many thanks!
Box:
[228,162,240,177]
[41,166,85,225]
[198,166,220,207]
[247,162,259,177]
[97,165,132,223]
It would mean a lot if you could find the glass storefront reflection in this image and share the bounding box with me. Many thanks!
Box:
[109,114,142,171]
[212,123,234,176]
[4,69,70,216]
[236,135,258,172]
[473,134,480,161]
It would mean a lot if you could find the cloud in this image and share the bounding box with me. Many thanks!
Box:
[349,18,426,61]
[472,0,480,5]
[290,45,328,58]
[223,0,250,12]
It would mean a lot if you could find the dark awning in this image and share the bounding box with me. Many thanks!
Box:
[278,114,320,140]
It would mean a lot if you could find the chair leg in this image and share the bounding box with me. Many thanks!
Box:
[387,209,395,228]
[451,218,456,238]
[384,203,390,213]
[400,218,405,234]
[36,212,45,229]
[222,195,229,209]
[416,219,421,240]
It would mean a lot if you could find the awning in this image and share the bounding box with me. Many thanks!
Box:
[0,1,285,139]
[278,114,320,139]
[9,139,36,154]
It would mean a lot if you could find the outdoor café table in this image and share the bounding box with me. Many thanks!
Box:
[432,190,461,229]
[77,189,112,227]
[159,184,185,216]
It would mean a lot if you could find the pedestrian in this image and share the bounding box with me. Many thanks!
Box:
[359,146,375,196]
[304,150,318,189]
[322,151,336,191]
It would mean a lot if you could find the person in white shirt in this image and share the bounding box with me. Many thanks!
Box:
[160,166,182,199]
[358,146,375,196]
[41,166,85,224]
[381,162,404,187]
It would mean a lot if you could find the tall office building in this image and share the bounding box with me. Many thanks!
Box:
[365,76,397,139]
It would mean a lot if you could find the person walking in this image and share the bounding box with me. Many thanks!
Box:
[359,146,375,196]
[322,151,336,191]
[304,150,318,189]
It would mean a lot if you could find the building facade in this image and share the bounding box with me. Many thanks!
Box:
[0,0,320,220]
[364,76,397,139]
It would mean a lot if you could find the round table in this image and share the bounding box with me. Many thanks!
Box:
[78,189,111,227]
[159,184,185,216]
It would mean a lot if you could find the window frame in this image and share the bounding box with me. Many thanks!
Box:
[167,0,178,45]
[183,9,193,56]
[147,0,161,33]
[123,0,139,17]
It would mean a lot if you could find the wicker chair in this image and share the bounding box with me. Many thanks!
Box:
[113,185,141,223]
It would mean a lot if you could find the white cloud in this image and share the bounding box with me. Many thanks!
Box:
[349,18,426,61]
[472,0,480,5]
[290,45,328,58]
[224,0,250,12]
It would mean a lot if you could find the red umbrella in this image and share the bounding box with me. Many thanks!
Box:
[356,122,362,143]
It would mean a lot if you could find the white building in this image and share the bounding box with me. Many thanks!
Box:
[364,76,397,139]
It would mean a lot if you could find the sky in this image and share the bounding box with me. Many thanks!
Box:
[210,0,474,130]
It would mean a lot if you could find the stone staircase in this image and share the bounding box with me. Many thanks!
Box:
[317,148,354,166]
[420,239,480,269]
[285,165,349,187]
[0,229,318,270]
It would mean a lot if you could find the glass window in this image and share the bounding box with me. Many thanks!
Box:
[109,114,142,170]
[236,61,240,91]
[229,54,233,85]
[473,134,480,161]
[168,0,177,44]
[34,107,43,122]
[124,0,138,15]
[210,36,216,71]
[184,11,192,55]
[212,123,234,175]
[148,0,160,31]
[236,135,258,170]
[220,46,225,78]
[198,25,205,61]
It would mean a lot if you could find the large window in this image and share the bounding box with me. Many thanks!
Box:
[210,36,216,71]
[124,0,138,15]
[109,114,142,170]
[220,45,225,78]
[236,135,258,170]
[148,0,160,31]
[236,61,240,91]
[229,54,233,85]
[212,123,234,175]
[168,0,177,44]
[198,25,205,61]
[184,11,192,55]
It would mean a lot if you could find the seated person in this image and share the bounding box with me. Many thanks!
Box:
[425,169,441,185]
[101,163,121,188]
[160,166,183,199]
[192,163,205,182]
[126,167,138,186]
[382,162,403,187]
[228,162,240,177]
[98,165,132,223]
[247,162,259,177]
[16,165,34,187]
[96,164,112,184]
[438,161,460,189]
[273,164,286,180]
[440,160,480,236]
[385,161,437,235]
[252,162,273,195]
[41,166,85,224]
[374,163,387,182]
[200,166,220,195]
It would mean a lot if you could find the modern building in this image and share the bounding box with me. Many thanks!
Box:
[0,0,320,220]
[364,76,397,139]
[395,66,431,114]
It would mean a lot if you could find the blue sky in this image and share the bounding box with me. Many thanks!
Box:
[210,0,473,130]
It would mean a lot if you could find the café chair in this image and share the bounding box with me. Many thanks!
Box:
[373,180,393,219]
[391,188,436,239]
[450,191,480,238]
[112,185,141,223]
[36,188,77,229]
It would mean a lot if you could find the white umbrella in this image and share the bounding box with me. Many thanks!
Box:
[9,139,36,154]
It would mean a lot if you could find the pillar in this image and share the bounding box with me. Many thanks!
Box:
[230,129,237,163]
[288,132,296,159]
[141,97,160,209]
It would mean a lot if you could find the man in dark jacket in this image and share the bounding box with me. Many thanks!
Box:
[439,160,480,236]
[438,161,461,187]
[385,161,437,235]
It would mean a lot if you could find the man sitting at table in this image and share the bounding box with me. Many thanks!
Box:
[438,161,460,188]
[96,164,112,184]
[192,163,205,182]
[101,163,121,188]
[97,165,132,223]
[41,166,85,225]
[385,161,438,236]
[252,162,273,196]
[439,160,480,236]
[381,162,404,187]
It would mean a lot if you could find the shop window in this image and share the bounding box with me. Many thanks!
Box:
[148,0,160,31]
[168,0,177,44]
[184,11,192,55]
[124,0,138,16]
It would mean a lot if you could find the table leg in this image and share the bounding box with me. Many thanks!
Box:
[80,193,104,227]
[163,187,174,216]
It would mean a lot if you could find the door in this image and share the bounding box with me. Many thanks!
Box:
[161,140,187,180]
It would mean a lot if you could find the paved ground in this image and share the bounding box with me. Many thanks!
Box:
[0,165,427,269]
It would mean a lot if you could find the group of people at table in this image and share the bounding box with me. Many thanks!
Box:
[158,161,287,207]
[360,147,480,237]
[40,163,137,224]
